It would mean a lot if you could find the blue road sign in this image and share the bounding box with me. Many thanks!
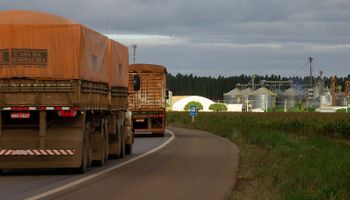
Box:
[189,105,197,117]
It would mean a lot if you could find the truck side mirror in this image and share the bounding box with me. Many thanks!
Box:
[133,74,140,91]
[166,89,169,99]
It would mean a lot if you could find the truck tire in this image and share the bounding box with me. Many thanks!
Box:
[73,122,91,174]
[152,132,165,137]
[95,127,108,166]
[104,121,109,161]
[119,126,125,158]
[94,143,105,167]
[125,143,133,154]
[74,137,88,173]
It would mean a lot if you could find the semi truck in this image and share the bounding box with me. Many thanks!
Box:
[128,64,167,136]
[0,10,133,173]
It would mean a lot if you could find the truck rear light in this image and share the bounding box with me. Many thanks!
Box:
[57,110,77,117]
[46,107,55,110]
[39,106,55,111]
[2,106,80,111]
[11,112,31,119]
[153,114,164,118]
[39,106,46,111]
[55,106,62,111]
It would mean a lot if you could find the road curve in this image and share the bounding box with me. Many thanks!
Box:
[45,127,240,200]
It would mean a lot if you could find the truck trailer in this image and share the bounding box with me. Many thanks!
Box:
[0,10,133,173]
[128,64,167,136]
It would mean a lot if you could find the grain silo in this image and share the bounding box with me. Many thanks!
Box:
[280,88,300,109]
[224,87,241,103]
[249,87,276,110]
[241,88,253,101]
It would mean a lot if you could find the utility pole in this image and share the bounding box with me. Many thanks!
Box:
[309,57,313,87]
[319,70,324,97]
[331,76,336,106]
[307,57,314,109]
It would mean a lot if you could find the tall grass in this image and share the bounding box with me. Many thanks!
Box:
[167,112,350,199]
[168,112,350,137]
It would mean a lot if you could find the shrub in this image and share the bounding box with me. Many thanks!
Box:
[267,106,285,112]
[336,108,349,113]
[209,103,227,112]
[184,101,203,111]
[304,107,316,112]
[288,106,304,112]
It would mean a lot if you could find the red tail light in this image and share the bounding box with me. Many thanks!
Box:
[153,114,164,118]
[57,110,77,117]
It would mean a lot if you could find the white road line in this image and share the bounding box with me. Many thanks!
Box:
[26,130,175,200]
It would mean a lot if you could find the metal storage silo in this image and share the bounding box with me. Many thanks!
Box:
[249,87,276,110]
[280,88,300,109]
[240,88,253,111]
[241,88,253,101]
[224,87,241,103]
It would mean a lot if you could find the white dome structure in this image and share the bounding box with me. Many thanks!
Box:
[172,96,215,111]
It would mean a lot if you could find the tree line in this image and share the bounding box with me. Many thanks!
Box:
[167,73,350,100]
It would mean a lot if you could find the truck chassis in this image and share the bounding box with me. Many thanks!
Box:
[0,79,133,173]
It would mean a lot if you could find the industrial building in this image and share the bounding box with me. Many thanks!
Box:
[221,72,349,112]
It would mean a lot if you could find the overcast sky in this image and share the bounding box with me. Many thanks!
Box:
[1,0,350,77]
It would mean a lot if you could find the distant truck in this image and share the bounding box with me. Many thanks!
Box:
[0,10,133,173]
[128,64,167,136]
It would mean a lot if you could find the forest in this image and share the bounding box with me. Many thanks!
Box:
[166,73,350,101]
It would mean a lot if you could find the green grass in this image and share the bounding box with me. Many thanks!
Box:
[167,112,350,200]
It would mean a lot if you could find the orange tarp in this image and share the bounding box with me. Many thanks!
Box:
[109,40,129,87]
[129,64,167,73]
[0,10,128,87]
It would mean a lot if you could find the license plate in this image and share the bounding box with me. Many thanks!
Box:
[135,119,145,122]
[11,112,30,119]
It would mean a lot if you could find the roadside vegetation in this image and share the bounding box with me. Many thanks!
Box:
[167,112,350,200]
[209,103,228,112]
[184,101,203,111]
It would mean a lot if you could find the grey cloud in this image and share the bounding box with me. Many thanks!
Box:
[0,0,349,76]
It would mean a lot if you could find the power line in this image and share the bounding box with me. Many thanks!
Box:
[290,61,309,78]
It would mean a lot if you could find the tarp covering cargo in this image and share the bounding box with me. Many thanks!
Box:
[129,64,167,74]
[0,10,128,88]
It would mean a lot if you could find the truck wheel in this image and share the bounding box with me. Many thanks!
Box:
[125,144,133,154]
[74,137,88,173]
[119,127,125,158]
[109,127,125,159]
[103,121,109,161]
[74,123,91,173]
[152,132,165,137]
[95,128,108,166]
[95,147,105,167]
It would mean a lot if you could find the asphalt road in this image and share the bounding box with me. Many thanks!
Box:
[0,127,239,200]
[0,134,170,200]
